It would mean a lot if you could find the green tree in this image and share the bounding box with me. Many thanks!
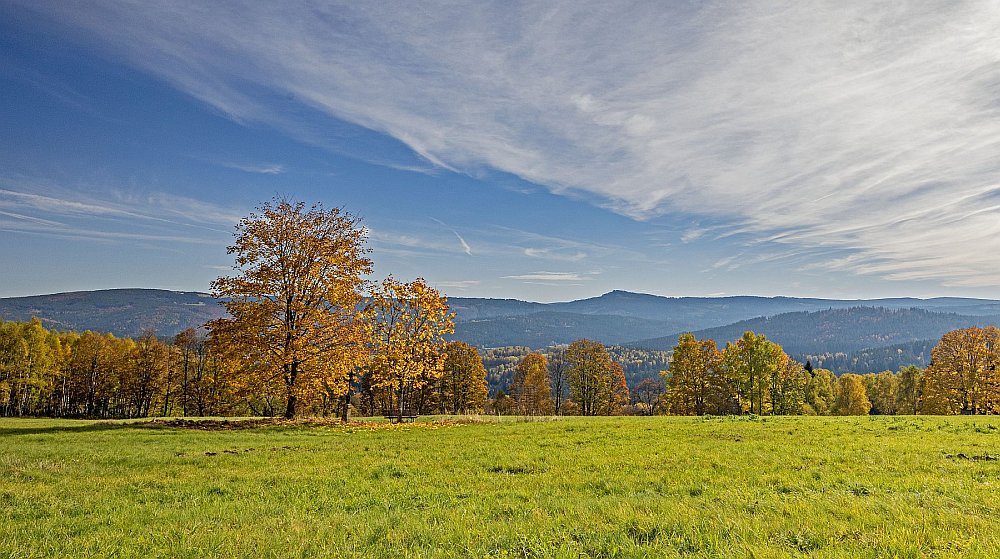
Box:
[895,365,923,415]
[864,371,899,415]
[773,360,809,415]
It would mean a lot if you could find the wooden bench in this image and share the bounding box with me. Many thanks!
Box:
[384,411,418,423]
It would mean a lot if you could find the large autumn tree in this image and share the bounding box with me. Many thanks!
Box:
[209,198,372,418]
[833,373,871,416]
[922,326,1000,415]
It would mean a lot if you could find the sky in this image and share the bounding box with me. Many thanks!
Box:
[3,1,1000,302]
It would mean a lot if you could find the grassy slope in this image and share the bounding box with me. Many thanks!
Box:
[2,416,1000,558]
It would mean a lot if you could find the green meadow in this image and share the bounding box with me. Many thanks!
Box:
[2,416,999,558]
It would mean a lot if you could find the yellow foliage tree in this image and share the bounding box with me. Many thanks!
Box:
[723,331,787,415]
[511,352,554,415]
[663,333,731,415]
[364,277,454,419]
[922,326,1000,415]
[804,368,837,415]
[209,198,372,418]
[439,341,488,414]
[565,339,616,416]
[833,373,871,416]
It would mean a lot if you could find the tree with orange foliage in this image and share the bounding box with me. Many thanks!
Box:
[565,339,628,416]
[209,198,372,418]
[922,326,1000,415]
[511,352,553,415]
[604,361,630,415]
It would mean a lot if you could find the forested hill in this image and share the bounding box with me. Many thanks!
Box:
[3,289,1000,363]
[447,312,686,347]
[796,340,936,375]
[0,289,225,337]
[452,290,1000,327]
[630,307,1000,355]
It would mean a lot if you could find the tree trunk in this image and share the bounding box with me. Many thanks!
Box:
[341,370,353,422]
[284,361,299,418]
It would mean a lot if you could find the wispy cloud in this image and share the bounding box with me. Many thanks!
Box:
[430,217,472,256]
[0,178,240,246]
[0,188,147,219]
[503,271,594,282]
[24,1,1000,286]
[218,161,285,175]
[433,280,481,290]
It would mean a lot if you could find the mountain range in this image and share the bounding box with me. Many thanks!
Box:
[3,288,999,374]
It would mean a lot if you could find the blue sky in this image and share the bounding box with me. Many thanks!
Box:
[3,1,1000,302]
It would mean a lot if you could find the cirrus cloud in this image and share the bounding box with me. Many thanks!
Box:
[17,0,1000,287]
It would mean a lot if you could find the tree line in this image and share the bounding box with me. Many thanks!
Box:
[2,320,997,418]
[655,327,1000,416]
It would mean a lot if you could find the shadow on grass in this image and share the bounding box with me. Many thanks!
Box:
[0,421,134,436]
[0,417,287,436]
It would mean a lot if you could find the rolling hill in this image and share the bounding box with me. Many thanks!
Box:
[630,307,1000,355]
[450,311,684,348]
[0,289,226,337]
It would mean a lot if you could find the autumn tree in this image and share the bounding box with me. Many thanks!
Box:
[833,373,871,415]
[565,339,617,416]
[804,368,837,415]
[895,365,923,415]
[364,277,454,419]
[127,331,169,417]
[209,198,372,418]
[773,360,809,415]
[0,318,62,417]
[922,326,1000,415]
[547,346,570,415]
[663,333,732,415]
[173,328,199,417]
[632,377,665,415]
[605,361,630,415]
[864,371,899,415]
[439,341,488,414]
[511,352,553,415]
[723,331,787,415]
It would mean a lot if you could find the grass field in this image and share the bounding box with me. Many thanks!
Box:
[2,415,1000,558]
